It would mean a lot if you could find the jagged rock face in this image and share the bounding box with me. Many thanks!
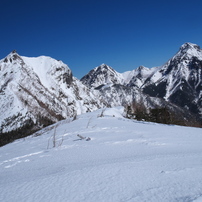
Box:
[142,42,202,116]
[0,52,104,137]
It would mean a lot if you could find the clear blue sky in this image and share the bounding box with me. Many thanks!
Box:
[1,0,202,78]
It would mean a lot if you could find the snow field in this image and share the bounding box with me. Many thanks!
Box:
[0,107,202,202]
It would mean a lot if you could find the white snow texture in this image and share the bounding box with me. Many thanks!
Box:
[0,107,202,202]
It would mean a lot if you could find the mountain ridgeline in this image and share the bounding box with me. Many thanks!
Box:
[0,43,202,146]
[81,43,202,126]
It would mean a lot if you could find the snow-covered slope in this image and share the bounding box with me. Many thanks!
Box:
[0,51,104,144]
[1,107,202,202]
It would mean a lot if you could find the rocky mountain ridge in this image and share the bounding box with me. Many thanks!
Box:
[0,42,202,146]
[81,42,202,125]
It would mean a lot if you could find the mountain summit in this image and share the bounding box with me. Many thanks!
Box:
[179,42,201,54]
[142,42,202,110]
[0,53,104,146]
[81,64,126,88]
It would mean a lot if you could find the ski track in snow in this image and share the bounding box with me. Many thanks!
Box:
[0,107,202,202]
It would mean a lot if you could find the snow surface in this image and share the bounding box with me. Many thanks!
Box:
[21,56,71,91]
[1,107,202,202]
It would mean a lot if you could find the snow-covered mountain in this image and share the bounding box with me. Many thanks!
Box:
[81,43,202,123]
[1,42,202,146]
[1,107,202,202]
[0,51,105,145]
[81,64,156,89]
[142,42,202,117]
[80,64,157,107]
[80,63,166,108]
[81,64,127,88]
[81,64,137,107]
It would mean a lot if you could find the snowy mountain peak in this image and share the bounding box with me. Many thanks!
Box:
[179,42,200,52]
[142,42,202,117]
[177,42,202,59]
[81,64,124,88]
[11,50,17,54]
[100,63,109,68]
[135,65,153,75]
[95,64,116,73]
[2,50,23,64]
[0,52,106,145]
[136,65,147,70]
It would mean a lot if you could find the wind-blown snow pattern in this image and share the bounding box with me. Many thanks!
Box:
[0,107,202,202]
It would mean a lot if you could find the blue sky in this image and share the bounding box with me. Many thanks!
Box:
[1,0,202,78]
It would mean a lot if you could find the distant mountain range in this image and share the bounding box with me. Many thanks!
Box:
[0,43,202,146]
[81,42,202,124]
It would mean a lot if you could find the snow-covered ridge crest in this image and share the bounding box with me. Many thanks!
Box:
[174,42,202,60]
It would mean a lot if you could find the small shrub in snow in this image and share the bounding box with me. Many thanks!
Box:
[47,124,64,149]
[97,108,106,118]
